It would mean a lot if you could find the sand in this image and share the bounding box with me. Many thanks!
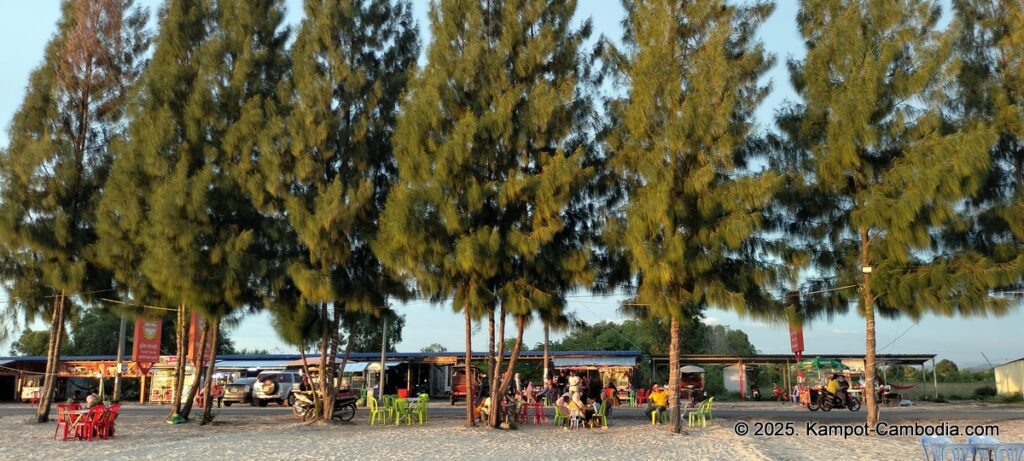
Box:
[1,403,1021,461]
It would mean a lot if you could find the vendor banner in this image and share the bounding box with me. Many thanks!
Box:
[789,321,804,354]
[132,318,163,364]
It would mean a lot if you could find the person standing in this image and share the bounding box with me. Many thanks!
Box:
[213,380,224,408]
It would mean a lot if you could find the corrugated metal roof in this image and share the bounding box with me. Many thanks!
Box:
[552,357,637,368]
[214,360,291,370]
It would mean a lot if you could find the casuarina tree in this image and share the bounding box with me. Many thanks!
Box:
[601,0,779,433]
[774,0,1018,429]
[0,0,147,423]
[375,0,594,428]
[269,0,417,421]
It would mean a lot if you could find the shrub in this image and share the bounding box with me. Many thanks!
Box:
[973,386,997,399]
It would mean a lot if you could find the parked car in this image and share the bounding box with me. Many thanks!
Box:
[253,371,303,407]
[222,377,257,406]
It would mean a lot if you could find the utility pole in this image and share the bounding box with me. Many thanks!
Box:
[113,313,127,401]
[378,316,387,399]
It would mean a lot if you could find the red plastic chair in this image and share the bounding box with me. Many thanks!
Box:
[97,404,121,439]
[636,389,647,405]
[76,406,107,441]
[532,402,547,424]
[53,403,77,440]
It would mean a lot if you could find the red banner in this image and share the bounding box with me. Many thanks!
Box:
[188,311,215,365]
[132,318,163,364]
[789,321,804,354]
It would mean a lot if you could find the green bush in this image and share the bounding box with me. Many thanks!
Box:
[973,386,997,399]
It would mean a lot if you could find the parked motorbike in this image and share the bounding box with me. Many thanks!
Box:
[293,391,358,422]
[817,390,860,412]
[770,383,786,402]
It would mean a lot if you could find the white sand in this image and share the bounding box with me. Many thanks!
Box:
[1,404,1021,461]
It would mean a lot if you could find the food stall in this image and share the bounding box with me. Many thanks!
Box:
[679,365,706,407]
[552,356,638,400]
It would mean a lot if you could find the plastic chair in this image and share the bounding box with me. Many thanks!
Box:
[532,402,547,424]
[412,395,429,425]
[995,444,1024,461]
[920,436,953,461]
[368,396,387,426]
[77,406,107,441]
[650,407,668,425]
[552,404,567,427]
[98,404,121,439]
[636,389,647,406]
[688,398,714,428]
[704,397,715,424]
[590,402,608,429]
[568,408,583,430]
[393,398,412,426]
[53,403,80,440]
[628,390,637,407]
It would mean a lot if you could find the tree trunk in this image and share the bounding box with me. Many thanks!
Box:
[543,323,550,384]
[199,319,219,425]
[496,316,525,400]
[321,302,338,421]
[860,227,879,429]
[180,321,210,420]
[668,315,683,433]
[488,306,506,428]
[298,341,319,418]
[335,320,356,400]
[487,309,495,384]
[169,304,188,418]
[36,291,65,423]
[464,303,474,427]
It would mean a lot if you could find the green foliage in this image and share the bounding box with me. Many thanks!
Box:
[10,329,67,356]
[0,0,148,341]
[69,309,122,356]
[601,0,781,322]
[420,343,447,353]
[545,319,756,357]
[973,385,997,399]
[348,313,405,353]
[375,0,594,323]
[934,359,959,377]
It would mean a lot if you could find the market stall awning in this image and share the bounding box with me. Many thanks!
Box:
[366,361,404,372]
[680,365,705,373]
[215,360,291,371]
[552,357,637,368]
[340,362,371,373]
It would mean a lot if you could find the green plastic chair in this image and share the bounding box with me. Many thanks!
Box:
[552,404,568,427]
[412,394,429,425]
[368,396,387,426]
[590,402,608,428]
[688,397,714,428]
[650,407,668,425]
[394,398,412,426]
[628,390,637,407]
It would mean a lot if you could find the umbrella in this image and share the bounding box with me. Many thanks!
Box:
[680,365,705,373]
[795,357,849,371]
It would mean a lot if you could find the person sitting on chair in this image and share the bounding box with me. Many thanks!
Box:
[644,385,669,422]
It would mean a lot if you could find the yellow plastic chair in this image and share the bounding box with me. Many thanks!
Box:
[368,396,388,426]
[394,398,412,426]
[590,402,608,428]
[688,397,714,428]
[412,394,429,425]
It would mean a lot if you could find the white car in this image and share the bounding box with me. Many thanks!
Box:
[252,372,303,407]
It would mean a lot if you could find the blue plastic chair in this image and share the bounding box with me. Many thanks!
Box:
[920,436,952,461]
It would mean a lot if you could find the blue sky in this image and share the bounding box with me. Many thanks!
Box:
[1,1,1021,368]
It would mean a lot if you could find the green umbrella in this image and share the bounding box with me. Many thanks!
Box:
[795,357,849,371]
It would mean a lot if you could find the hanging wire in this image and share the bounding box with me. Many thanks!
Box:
[98,298,178,312]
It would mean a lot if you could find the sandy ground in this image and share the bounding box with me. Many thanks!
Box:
[1,404,1021,461]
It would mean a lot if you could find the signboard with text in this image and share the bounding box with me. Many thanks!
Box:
[789,321,804,354]
[132,318,163,364]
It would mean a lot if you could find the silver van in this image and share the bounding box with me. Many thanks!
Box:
[253,371,303,407]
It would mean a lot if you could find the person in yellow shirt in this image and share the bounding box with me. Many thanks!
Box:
[825,374,839,395]
[645,385,669,421]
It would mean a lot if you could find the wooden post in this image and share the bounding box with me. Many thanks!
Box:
[931,359,938,400]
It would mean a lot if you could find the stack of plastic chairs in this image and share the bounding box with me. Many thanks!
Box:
[76,405,107,441]
[919,436,953,461]
[97,403,121,439]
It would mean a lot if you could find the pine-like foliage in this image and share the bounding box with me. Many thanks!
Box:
[271,0,417,420]
[945,0,1024,290]
[375,0,593,427]
[0,0,147,422]
[775,0,1016,428]
[601,0,778,433]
